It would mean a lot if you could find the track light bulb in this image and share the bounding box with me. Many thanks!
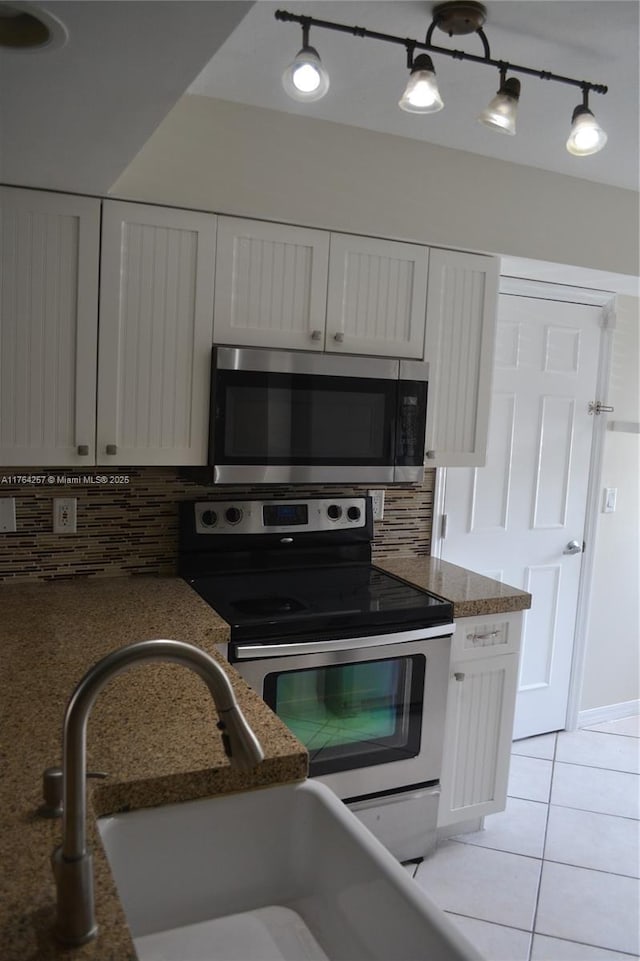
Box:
[478,76,520,135]
[399,54,443,114]
[282,45,329,101]
[566,105,607,156]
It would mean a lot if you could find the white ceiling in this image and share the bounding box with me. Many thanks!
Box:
[189,0,640,192]
[0,1,253,194]
[0,1,637,196]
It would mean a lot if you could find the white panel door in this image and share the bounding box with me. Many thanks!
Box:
[0,187,100,466]
[326,234,428,358]
[98,201,216,466]
[213,217,330,351]
[441,296,602,738]
[424,249,499,466]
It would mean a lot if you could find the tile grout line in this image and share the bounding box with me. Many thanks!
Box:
[527,732,558,961]
[443,910,640,959]
[449,833,640,881]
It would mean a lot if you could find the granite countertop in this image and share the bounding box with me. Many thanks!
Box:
[0,576,308,961]
[375,556,531,617]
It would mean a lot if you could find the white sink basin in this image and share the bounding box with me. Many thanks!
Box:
[98,779,480,961]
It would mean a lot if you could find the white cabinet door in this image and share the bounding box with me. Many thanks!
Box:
[326,234,428,358]
[424,249,499,466]
[0,187,100,466]
[98,202,216,466]
[213,217,330,351]
[438,651,519,827]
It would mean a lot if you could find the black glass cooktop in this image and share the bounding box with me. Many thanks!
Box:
[186,564,453,645]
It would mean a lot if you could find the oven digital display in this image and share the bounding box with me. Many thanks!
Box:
[262,504,308,527]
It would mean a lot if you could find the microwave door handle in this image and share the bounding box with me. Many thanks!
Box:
[234,623,455,659]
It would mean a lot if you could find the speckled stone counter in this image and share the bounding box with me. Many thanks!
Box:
[0,577,308,961]
[375,556,531,617]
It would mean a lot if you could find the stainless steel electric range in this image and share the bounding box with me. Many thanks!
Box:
[179,496,454,860]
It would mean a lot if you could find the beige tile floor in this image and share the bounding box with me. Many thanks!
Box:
[407,716,640,961]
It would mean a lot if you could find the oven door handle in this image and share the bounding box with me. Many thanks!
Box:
[233,623,455,659]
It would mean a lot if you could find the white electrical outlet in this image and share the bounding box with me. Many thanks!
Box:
[53,497,77,534]
[0,497,16,532]
[368,489,385,521]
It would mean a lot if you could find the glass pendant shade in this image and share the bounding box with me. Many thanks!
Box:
[478,76,520,135]
[282,45,329,101]
[398,54,443,114]
[566,105,607,156]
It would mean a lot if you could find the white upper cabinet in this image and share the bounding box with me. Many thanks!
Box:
[0,187,100,466]
[424,249,499,467]
[97,202,217,466]
[213,217,330,351]
[213,218,429,359]
[326,234,428,358]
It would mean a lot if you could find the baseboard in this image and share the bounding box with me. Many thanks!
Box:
[578,699,640,728]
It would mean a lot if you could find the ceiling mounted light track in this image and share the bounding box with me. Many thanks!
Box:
[275,2,609,156]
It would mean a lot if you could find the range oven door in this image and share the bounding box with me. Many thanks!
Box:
[234,626,452,802]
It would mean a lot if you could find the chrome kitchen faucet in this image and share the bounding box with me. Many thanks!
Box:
[47,638,264,946]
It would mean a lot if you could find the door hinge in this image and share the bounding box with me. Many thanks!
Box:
[440,513,448,539]
[588,401,615,415]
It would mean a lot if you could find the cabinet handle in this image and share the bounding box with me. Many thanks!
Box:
[105,444,117,455]
[467,630,500,642]
[77,444,89,456]
[454,672,465,682]
[333,331,345,343]
[425,450,436,459]
[310,330,322,341]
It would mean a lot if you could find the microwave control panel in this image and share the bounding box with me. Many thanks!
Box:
[194,497,368,535]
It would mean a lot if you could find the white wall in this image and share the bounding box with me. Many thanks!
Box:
[111,95,639,278]
[580,295,640,713]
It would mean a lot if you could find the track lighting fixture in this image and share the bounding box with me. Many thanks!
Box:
[275,2,608,157]
[281,21,329,101]
[399,53,444,114]
[478,70,520,135]
[566,91,608,156]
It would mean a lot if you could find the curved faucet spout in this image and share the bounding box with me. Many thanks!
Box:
[51,638,264,946]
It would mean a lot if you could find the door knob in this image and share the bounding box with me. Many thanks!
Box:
[563,540,584,555]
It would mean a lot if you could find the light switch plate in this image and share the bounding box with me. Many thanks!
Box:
[0,497,16,532]
[602,487,617,513]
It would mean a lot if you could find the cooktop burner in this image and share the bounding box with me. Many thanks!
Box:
[231,595,307,617]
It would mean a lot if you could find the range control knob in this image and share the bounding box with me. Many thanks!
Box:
[327,504,342,520]
[201,510,217,528]
[225,506,242,525]
[347,506,361,522]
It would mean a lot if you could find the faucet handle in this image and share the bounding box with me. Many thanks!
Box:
[39,766,108,819]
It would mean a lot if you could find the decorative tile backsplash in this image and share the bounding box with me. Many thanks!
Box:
[0,468,435,582]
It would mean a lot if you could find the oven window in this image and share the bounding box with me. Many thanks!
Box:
[263,655,425,777]
[213,370,395,465]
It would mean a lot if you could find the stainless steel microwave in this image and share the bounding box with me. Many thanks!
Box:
[208,346,428,484]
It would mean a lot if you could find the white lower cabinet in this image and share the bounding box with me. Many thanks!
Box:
[438,613,522,828]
